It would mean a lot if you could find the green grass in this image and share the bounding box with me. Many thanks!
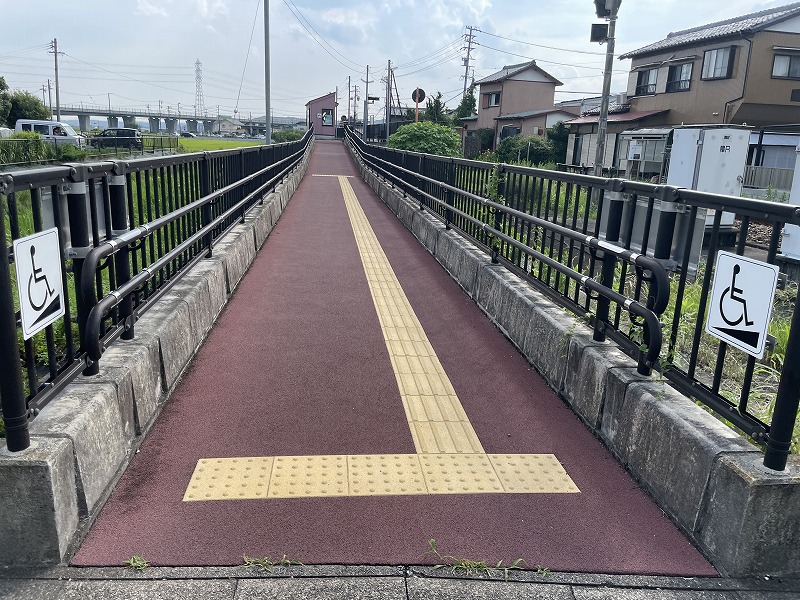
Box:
[425,539,528,581]
[124,555,150,570]
[178,138,263,153]
[242,554,303,572]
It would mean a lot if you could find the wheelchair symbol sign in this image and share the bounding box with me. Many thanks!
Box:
[705,251,779,358]
[12,228,65,340]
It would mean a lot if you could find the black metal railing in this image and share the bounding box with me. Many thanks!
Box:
[0,129,312,452]
[345,127,800,471]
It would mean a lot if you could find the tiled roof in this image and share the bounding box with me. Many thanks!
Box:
[581,102,630,116]
[620,2,800,58]
[494,109,574,120]
[474,61,562,86]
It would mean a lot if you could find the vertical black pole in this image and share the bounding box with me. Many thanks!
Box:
[445,158,454,230]
[109,172,133,341]
[66,174,95,376]
[0,196,30,451]
[763,294,800,471]
[594,189,623,342]
[201,154,213,257]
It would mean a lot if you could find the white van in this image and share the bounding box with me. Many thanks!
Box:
[15,119,87,148]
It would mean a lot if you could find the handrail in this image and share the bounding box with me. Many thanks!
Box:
[81,133,312,364]
[347,128,667,374]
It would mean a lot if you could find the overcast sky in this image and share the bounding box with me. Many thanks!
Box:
[0,0,792,122]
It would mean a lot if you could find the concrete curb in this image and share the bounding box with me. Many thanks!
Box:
[352,149,800,578]
[0,143,313,567]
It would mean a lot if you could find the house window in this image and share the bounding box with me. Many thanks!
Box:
[666,63,692,92]
[772,54,800,79]
[701,46,736,80]
[635,69,658,95]
[500,125,521,140]
[483,92,501,107]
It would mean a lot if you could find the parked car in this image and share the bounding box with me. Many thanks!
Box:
[92,127,143,150]
[180,131,197,138]
[15,119,87,148]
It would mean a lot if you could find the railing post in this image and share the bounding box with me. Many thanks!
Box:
[64,166,97,375]
[654,185,679,261]
[201,152,213,257]
[109,166,133,343]
[239,148,246,223]
[763,294,800,471]
[445,158,455,230]
[594,182,624,342]
[0,191,30,452]
[418,154,426,209]
[492,164,506,263]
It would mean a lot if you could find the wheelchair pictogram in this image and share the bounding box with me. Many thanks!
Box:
[27,245,56,311]
[719,264,753,328]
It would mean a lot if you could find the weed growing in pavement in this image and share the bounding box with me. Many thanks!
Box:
[424,539,527,581]
[124,555,150,570]
[242,554,303,572]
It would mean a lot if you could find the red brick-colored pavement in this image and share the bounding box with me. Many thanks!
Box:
[71,140,716,576]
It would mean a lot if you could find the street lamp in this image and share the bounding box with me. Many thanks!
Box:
[592,0,621,178]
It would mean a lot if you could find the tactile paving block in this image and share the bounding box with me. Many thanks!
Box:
[348,454,428,496]
[183,457,272,501]
[268,455,349,498]
[418,454,504,494]
[489,454,580,494]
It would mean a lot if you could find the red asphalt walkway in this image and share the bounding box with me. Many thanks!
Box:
[72,140,716,576]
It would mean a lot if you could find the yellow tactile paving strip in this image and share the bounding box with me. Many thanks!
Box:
[183,175,579,501]
[184,453,577,500]
[338,174,484,455]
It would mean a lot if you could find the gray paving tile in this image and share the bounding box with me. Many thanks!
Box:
[1,579,236,600]
[234,577,407,599]
[572,587,738,599]
[407,577,575,599]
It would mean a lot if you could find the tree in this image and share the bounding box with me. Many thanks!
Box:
[496,134,554,166]
[424,91,448,125]
[387,121,461,157]
[452,85,477,121]
[0,77,11,126]
[547,121,569,164]
[7,90,49,127]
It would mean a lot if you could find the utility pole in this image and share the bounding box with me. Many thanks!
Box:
[362,65,372,140]
[47,80,53,117]
[593,0,621,177]
[50,38,61,121]
[347,76,351,124]
[264,0,271,143]
[385,60,392,142]
[462,26,476,98]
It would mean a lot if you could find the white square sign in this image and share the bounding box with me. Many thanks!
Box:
[705,251,779,358]
[13,228,65,339]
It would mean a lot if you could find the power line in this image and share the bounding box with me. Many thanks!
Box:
[234,0,262,116]
[475,42,605,70]
[478,29,606,56]
[281,0,365,71]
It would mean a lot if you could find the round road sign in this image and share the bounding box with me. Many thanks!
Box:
[412,88,426,103]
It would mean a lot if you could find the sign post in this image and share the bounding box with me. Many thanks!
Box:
[412,88,425,123]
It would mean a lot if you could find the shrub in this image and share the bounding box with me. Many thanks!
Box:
[387,121,461,157]
[272,129,303,143]
[496,134,554,166]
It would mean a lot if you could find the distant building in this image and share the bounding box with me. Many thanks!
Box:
[462,60,577,151]
[565,2,800,170]
[218,118,244,135]
[306,92,337,138]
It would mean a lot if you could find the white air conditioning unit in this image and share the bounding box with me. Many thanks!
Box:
[615,92,628,105]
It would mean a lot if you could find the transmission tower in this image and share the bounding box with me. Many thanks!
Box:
[195,59,205,117]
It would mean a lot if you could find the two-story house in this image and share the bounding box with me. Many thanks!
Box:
[621,1,800,126]
[461,61,577,154]
[566,2,800,172]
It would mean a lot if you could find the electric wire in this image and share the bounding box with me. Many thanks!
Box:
[478,29,606,56]
[281,0,365,71]
[234,0,262,116]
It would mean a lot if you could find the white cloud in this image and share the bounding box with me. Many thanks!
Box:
[136,0,168,17]
[194,0,229,20]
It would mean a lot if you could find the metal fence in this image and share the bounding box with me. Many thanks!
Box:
[743,165,794,193]
[346,128,800,471]
[0,135,180,167]
[0,129,312,452]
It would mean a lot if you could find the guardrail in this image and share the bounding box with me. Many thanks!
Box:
[346,127,800,471]
[0,129,312,452]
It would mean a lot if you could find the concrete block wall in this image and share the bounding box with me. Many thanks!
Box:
[0,146,312,567]
[353,153,800,578]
